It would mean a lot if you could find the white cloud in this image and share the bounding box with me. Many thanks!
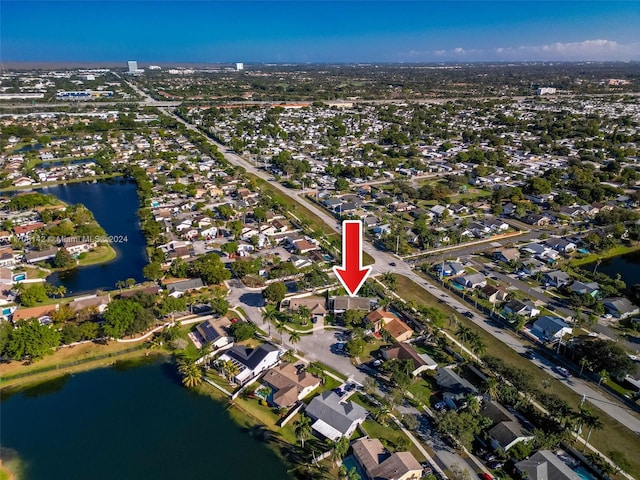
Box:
[495,39,639,60]
[401,39,639,62]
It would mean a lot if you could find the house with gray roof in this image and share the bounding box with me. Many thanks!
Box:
[218,343,281,385]
[603,297,640,319]
[166,278,205,297]
[305,391,368,440]
[543,270,572,288]
[568,281,600,297]
[454,272,487,289]
[532,316,572,341]
[195,318,232,349]
[435,367,479,410]
[515,450,581,480]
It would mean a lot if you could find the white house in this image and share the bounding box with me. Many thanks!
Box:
[218,344,281,385]
[532,316,572,341]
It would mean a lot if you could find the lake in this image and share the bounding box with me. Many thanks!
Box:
[41,179,148,294]
[582,250,640,288]
[0,360,291,480]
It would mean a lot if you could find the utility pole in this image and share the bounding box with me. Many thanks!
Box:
[396,234,400,255]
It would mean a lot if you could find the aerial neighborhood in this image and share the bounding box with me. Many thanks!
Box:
[1,62,639,480]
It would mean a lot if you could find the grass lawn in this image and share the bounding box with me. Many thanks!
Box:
[395,274,640,478]
[0,340,154,383]
[78,245,117,266]
[253,176,339,242]
[569,243,640,267]
[23,266,49,279]
[362,418,426,462]
[406,378,434,405]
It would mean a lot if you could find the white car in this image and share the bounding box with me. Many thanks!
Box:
[555,366,570,377]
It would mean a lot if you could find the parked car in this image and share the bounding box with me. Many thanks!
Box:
[479,473,495,480]
[230,318,240,323]
[487,461,504,470]
[555,366,570,377]
[524,350,536,360]
[463,311,474,318]
[389,262,397,266]
[344,383,356,392]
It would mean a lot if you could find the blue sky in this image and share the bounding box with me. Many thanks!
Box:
[1,1,639,63]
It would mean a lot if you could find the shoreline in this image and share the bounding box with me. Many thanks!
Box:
[0,350,302,478]
[568,242,640,267]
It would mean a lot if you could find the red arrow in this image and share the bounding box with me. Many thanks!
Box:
[333,220,372,297]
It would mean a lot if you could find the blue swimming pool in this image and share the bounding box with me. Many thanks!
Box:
[342,455,366,479]
[573,465,596,480]
[452,283,465,291]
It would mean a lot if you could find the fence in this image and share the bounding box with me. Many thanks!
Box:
[1,344,147,383]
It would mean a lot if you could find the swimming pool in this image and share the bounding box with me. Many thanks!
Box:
[573,465,596,480]
[451,283,465,291]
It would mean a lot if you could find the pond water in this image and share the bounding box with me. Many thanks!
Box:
[0,360,291,480]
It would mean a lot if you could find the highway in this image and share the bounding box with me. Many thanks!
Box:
[120,75,640,436]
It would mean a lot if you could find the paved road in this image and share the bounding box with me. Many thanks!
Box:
[412,274,640,434]
[155,92,640,436]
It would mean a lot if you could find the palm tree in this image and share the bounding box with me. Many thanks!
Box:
[598,369,609,386]
[372,405,391,426]
[289,330,302,353]
[327,436,350,466]
[115,280,125,292]
[262,304,278,325]
[294,414,313,449]
[275,320,287,345]
[579,357,590,377]
[297,305,311,325]
[469,332,486,356]
[455,325,473,354]
[339,465,361,480]
[177,359,202,388]
[483,377,499,400]
[221,360,239,383]
[582,410,603,452]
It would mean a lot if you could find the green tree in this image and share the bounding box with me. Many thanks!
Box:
[294,414,313,449]
[335,177,350,192]
[210,297,229,316]
[177,359,203,388]
[4,319,61,360]
[18,284,47,307]
[263,282,287,304]
[102,299,144,338]
[143,261,163,280]
[455,324,473,354]
[188,253,231,285]
[51,249,76,269]
[228,322,256,341]
[344,338,365,357]
[289,330,301,353]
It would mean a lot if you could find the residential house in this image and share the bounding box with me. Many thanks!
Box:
[12,304,59,324]
[568,281,600,297]
[195,318,233,349]
[68,294,111,314]
[435,367,479,410]
[0,248,17,268]
[165,278,205,297]
[545,238,576,254]
[218,343,281,385]
[0,231,12,243]
[331,296,376,315]
[24,247,59,264]
[515,450,581,480]
[434,261,466,277]
[493,248,520,264]
[0,268,14,286]
[543,270,572,288]
[293,239,320,254]
[62,238,96,255]
[532,316,573,340]
[602,297,640,319]
[305,391,368,440]
[522,214,551,226]
[454,273,487,289]
[503,299,540,318]
[352,438,423,480]
[480,285,509,304]
[287,296,327,323]
[365,309,414,342]
[481,401,534,452]
[262,362,321,408]
[382,343,437,376]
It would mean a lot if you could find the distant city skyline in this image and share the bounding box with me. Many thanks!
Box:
[1,1,639,63]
